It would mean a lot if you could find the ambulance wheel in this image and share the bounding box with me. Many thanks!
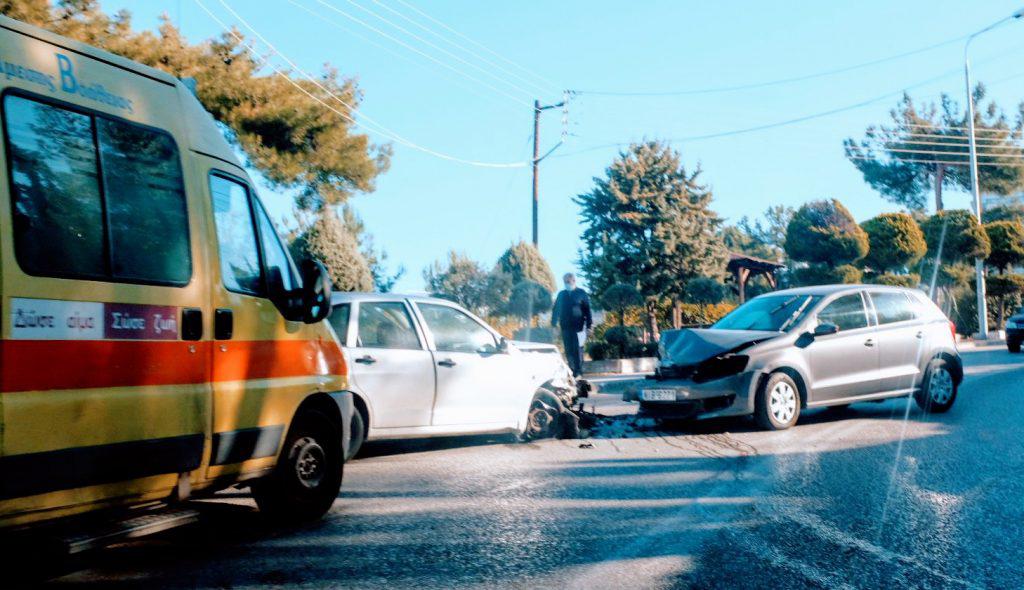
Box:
[253,409,343,522]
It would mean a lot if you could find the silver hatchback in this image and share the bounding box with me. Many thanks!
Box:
[635,285,963,430]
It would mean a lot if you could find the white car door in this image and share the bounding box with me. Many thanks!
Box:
[343,300,436,429]
[414,302,526,427]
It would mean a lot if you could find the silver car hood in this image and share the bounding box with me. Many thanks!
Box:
[660,328,780,365]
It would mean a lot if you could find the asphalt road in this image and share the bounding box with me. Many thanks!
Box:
[28,346,1024,589]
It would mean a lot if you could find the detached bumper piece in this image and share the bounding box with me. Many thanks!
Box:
[639,395,736,420]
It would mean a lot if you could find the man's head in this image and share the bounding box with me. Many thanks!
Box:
[563,273,576,290]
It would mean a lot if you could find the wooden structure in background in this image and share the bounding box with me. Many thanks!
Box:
[727,253,785,303]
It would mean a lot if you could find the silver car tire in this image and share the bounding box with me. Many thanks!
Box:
[915,358,957,414]
[755,372,801,431]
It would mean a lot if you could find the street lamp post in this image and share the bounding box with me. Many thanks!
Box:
[964,8,1024,340]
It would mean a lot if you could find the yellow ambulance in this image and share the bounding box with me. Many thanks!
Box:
[0,14,353,533]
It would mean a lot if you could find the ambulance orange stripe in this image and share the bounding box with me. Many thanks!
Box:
[0,339,346,393]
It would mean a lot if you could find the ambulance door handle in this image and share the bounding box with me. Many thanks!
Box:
[215,308,233,340]
[182,308,203,341]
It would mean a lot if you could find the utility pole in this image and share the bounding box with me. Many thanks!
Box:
[532,97,567,246]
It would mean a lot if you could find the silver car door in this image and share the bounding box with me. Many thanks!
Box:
[807,292,881,402]
[867,290,926,393]
[348,300,436,428]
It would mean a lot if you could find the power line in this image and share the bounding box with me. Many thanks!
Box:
[307,0,535,107]
[336,0,543,98]
[198,0,529,168]
[571,31,972,97]
[390,0,559,90]
[848,154,1024,167]
[284,0,522,115]
[364,0,557,96]
[861,146,1024,159]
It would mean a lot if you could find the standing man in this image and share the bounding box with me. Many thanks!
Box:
[551,272,592,377]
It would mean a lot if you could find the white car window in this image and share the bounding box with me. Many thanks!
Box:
[870,291,918,325]
[357,302,421,350]
[418,303,497,353]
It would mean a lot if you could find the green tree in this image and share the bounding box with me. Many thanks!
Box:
[983,202,1024,224]
[601,283,643,326]
[984,220,1024,272]
[423,252,491,315]
[920,209,991,263]
[290,209,373,292]
[577,141,729,339]
[338,206,403,291]
[861,212,927,272]
[494,241,556,294]
[508,281,552,324]
[987,273,1024,328]
[685,277,728,305]
[727,205,794,261]
[2,0,390,211]
[784,199,868,267]
[844,89,1024,212]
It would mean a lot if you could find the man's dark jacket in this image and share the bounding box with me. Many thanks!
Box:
[552,288,593,333]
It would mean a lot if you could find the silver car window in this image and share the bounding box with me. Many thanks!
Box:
[817,293,869,332]
[870,291,918,325]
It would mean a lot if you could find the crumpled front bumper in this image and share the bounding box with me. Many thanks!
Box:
[628,370,763,420]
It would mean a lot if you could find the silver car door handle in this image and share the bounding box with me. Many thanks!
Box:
[354,355,377,365]
[915,331,924,339]
[864,339,875,347]
[438,359,457,368]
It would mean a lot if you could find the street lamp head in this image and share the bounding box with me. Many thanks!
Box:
[1014,7,1024,18]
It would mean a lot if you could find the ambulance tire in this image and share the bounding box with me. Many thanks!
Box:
[253,409,343,522]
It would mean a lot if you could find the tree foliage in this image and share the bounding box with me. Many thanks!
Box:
[290,209,373,292]
[2,0,390,210]
[577,140,728,306]
[601,283,643,326]
[337,206,403,291]
[508,280,552,322]
[724,205,794,261]
[494,241,556,294]
[984,220,1024,272]
[983,202,1024,224]
[844,89,1024,211]
[860,212,927,272]
[920,209,991,263]
[685,277,728,305]
[784,199,868,267]
[424,252,488,312]
[790,264,863,287]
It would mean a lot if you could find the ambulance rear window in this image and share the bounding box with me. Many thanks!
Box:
[3,92,191,286]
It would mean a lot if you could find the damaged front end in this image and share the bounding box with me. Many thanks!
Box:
[628,328,779,420]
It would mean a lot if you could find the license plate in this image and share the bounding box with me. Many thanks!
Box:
[642,388,678,401]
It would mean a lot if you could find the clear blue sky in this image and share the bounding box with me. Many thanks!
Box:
[104,1,1024,292]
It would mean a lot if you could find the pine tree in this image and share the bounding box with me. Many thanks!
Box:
[576,141,728,339]
[291,209,373,292]
[0,0,390,211]
[845,89,1024,212]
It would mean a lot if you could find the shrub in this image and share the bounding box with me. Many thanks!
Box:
[791,264,863,286]
[861,212,927,272]
[868,273,920,288]
[785,199,868,266]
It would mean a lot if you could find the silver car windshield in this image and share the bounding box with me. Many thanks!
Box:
[712,294,822,332]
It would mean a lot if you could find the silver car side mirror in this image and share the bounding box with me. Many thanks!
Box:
[813,322,839,337]
[497,337,510,353]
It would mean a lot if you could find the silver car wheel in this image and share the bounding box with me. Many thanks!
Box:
[769,381,797,424]
[929,367,954,405]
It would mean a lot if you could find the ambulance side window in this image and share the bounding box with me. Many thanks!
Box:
[209,174,262,295]
[3,93,191,285]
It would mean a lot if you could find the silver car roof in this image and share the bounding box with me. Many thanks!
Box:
[760,284,919,298]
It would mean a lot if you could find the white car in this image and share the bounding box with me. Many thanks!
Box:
[328,293,580,458]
